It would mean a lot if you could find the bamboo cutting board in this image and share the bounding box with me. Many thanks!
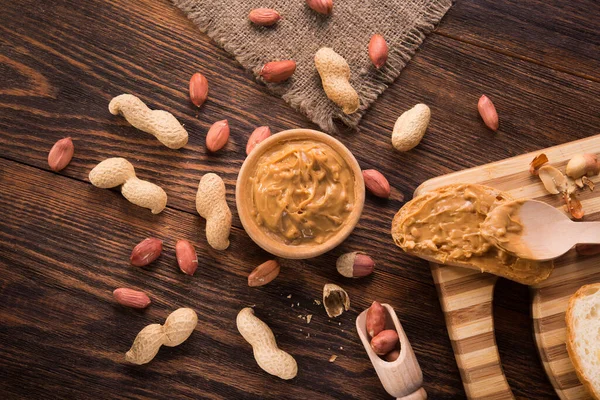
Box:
[414,135,600,400]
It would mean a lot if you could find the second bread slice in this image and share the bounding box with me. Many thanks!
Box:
[566,283,600,400]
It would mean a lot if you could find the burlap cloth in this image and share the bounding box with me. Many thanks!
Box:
[173,0,453,133]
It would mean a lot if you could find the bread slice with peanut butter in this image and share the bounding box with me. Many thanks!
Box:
[391,184,553,285]
[566,283,600,400]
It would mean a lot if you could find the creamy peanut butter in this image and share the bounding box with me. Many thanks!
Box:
[480,200,532,259]
[250,140,355,245]
[392,184,552,285]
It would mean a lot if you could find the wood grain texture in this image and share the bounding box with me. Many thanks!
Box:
[417,135,600,399]
[432,268,510,400]
[0,158,459,399]
[0,0,598,398]
[533,256,600,400]
[437,0,600,81]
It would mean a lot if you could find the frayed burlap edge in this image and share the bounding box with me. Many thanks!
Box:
[172,0,453,133]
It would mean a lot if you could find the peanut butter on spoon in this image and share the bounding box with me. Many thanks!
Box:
[480,200,532,260]
[482,200,600,261]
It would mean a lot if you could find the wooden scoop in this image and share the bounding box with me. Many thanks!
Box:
[356,304,426,400]
[483,199,600,261]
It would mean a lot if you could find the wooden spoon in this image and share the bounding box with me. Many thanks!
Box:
[482,199,600,261]
[356,304,426,400]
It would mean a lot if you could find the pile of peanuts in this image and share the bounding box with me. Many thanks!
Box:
[366,301,401,362]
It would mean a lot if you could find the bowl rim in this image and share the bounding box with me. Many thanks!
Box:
[235,128,365,259]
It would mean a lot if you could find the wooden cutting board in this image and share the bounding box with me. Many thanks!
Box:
[414,135,600,400]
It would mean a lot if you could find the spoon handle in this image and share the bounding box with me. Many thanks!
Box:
[576,222,600,244]
[396,387,427,400]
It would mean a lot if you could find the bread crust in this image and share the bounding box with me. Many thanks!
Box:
[391,184,553,285]
[565,283,600,400]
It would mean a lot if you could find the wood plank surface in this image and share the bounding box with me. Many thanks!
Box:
[0,0,598,398]
[437,0,600,81]
[417,135,600,399]
[0,157,457,399]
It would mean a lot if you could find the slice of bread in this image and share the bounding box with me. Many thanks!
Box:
[391,184,553,285]
[566,284,600,400]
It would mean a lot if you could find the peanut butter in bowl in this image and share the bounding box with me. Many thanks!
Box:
[236,129,365,259]
[250,140,355,245]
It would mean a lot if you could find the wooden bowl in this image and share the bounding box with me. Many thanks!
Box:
[236,129,365,259]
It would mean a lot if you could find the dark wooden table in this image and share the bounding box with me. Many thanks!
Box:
[1,1,598,398]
